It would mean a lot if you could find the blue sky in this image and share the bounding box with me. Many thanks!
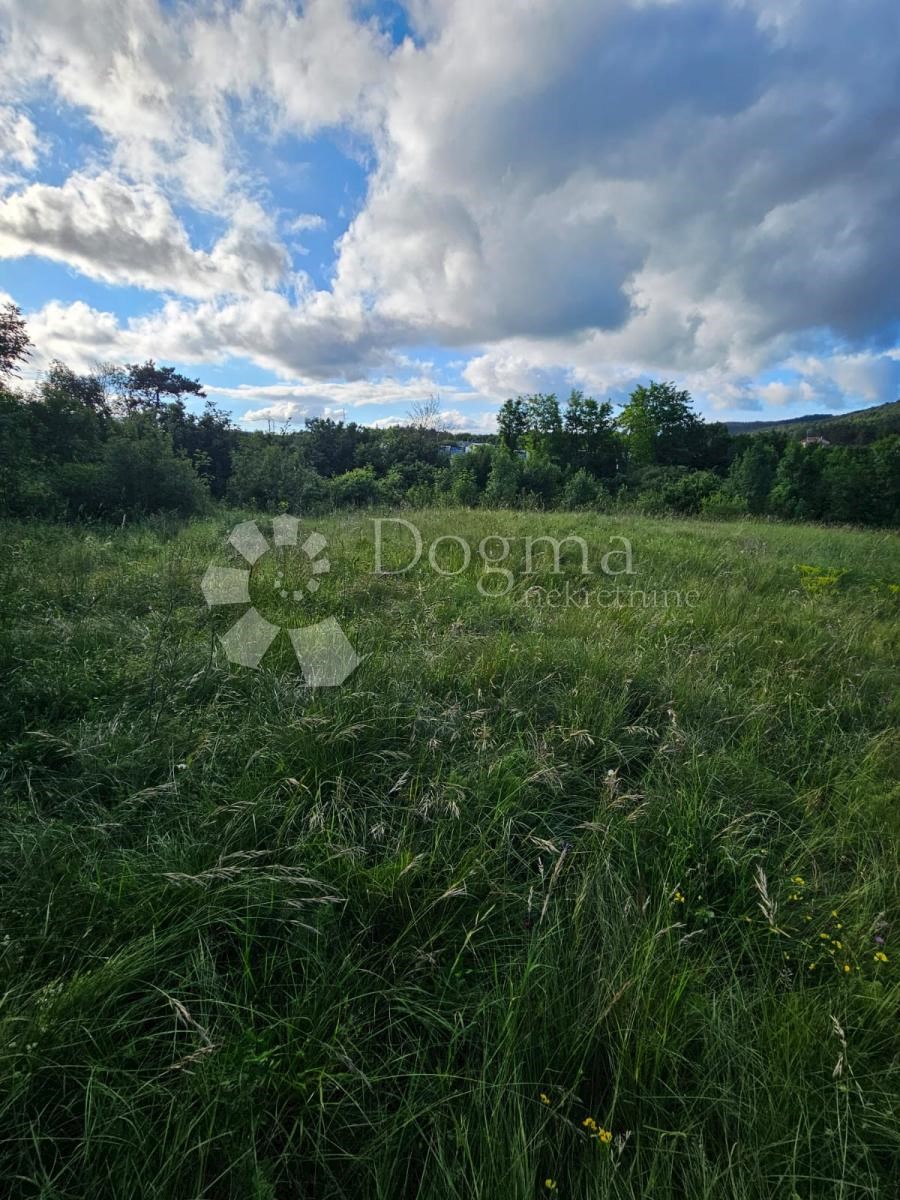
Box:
[1,0,898,431]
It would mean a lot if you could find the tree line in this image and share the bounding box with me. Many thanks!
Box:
[0,302,897,526]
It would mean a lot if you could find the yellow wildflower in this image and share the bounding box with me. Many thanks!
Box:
[808,963,817,971]
[843,963,852,973]
[545,1180,557,1191]
[791,876,805,885]
[874,951,888,963]
[540,1093,551,1106]
[582,1117,597,1132]
[831,910,839,918]
[832,940,843,950]
[819,932,830,940]
[673,890,685,903]
[598,1128,613,1145]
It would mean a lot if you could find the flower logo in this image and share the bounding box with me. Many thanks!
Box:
[201,515,363,686]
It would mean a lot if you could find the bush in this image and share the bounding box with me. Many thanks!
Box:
[700,491,748,519]
[520,459,562,506]
[635,468,723,515]
[562,468,599,509]
[227,439,326,512]
[91,422,209,517]
[450,464,480,506]
[331,466,379,508]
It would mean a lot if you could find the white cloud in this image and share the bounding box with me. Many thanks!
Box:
[324,0,900,404]
[0,105,39,171]
[0,172,290,297]
[287,213,326,232]
[0,172,290,296]
[216,375,491,426]
[0,0,392,210]
[2,0,899,419]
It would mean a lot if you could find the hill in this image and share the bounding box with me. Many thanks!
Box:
[725,398,900,442]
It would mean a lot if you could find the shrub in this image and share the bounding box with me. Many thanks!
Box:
[795,564,847,594]
[331,466,379,508]
[562,468,599,509]
[86,422,208,517]
[700,491,748,519]
[450,464,480,506]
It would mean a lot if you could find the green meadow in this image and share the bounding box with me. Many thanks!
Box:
[0,509,897,1199]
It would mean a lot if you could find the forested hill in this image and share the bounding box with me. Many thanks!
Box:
[726,399,900,443]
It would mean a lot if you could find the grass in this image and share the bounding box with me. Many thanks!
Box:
[0,507,897,1199]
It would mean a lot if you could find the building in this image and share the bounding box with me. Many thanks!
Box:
[441,442,486,456]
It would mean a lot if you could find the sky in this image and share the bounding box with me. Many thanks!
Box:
[0,0,899,433]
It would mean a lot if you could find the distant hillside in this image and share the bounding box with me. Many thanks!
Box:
[725,399,900,444]
[724,412,832,434]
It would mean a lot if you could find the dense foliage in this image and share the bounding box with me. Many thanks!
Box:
[0,314,897,526]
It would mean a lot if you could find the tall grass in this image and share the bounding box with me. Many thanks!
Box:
[0,510,897,1198]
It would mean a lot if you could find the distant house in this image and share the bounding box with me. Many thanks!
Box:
[800,434,830,447]
[441,442,486,457]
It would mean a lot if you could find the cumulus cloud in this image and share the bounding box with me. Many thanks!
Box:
[287,213,327,232]
[332,0,900,384]
[0,172,290,297]
[0,105,39,171]
[2,0,899,419]
[22,293,404,380]
[0,0,391,209]
[216,376,491,425]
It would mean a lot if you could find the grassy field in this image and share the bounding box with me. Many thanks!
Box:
[0,509,897,1199]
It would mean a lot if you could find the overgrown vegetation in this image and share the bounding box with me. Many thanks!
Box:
[0,509,897,1198]
[1,307,898,526]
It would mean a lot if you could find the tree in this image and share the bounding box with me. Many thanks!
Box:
[32,367,108,465]
[520,458,562,506]
[523,393,563,462]
[123,360,206,412]
[484,449,521,506]
[228,436,325,512]
[821,446,874,525]
[618,381,701,468]
[303,417,361,477]
[728,439,779,513]
[497,397,529,453]
[870,436,900,526]
[768,441,826,520]
[331,466,379,507]
[42,360,112,415]
[159,398,234,496]
[0,389,46,515]
[563,389,618,477]
[0,302,30,379]
[89,418,208,517]
[407,393,442,430]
